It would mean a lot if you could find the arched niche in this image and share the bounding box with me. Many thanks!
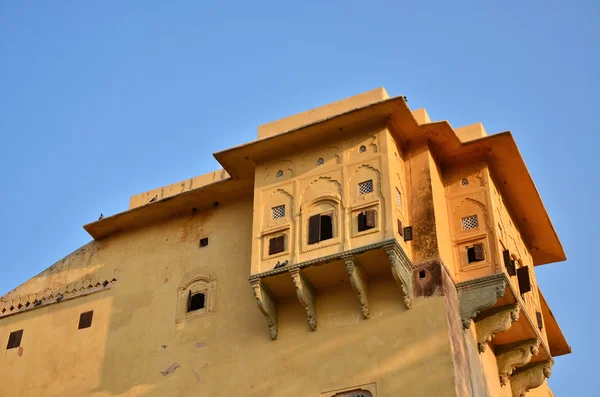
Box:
[453,197,488,236]
[348,164,382,206]
[263,188,293,229]
[348,134,378,162]
[299,146,341,173]
[263,160,294,185]
[176,274,217,323]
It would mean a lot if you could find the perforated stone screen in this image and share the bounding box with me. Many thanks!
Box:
[461,215,479,230]
[272,205,285,219]
[359,180,373,195]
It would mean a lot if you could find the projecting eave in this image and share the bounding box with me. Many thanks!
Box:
[214,94,565,266]
[84,177,253,240]
[539,288,571,357]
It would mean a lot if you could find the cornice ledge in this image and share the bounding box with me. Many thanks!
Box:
[383,241,413,309]
[496,339,540,386]
[250,279,278,340]
[510,360,552,397]
[342,254,370,319]
[457,273,507,329]
[248,239,401,281]
[476,304,520,353]
[290,269,317,331]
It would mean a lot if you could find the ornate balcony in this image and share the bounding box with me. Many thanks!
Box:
[248,239,412,339]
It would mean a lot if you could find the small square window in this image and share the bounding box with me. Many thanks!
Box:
[395,188,402,208]
[199,237,209,247]
[272,205,285,219]
[268,235,285,255]
[187,292,206,312]
[467,243,485,263]
[358,210,376,232]
[6,330,23,349]
[78,311,94,329]
[358,180,373,195]
[461,215,479,230]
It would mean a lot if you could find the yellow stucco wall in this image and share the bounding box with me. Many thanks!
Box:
[0,197,458,397]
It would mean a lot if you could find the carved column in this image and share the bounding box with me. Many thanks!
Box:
[290,269,317,331]
[496,339,540,386]
[342,255,370,319]
[510,361,552,397]
[250,279,278,340]
[384,243,413,309]
[457,274,507,329]
[476,304,520,353]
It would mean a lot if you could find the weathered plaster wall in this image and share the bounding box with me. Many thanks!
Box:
[1,196,459,397]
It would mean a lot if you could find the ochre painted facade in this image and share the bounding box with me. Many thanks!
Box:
[0,88,570,397]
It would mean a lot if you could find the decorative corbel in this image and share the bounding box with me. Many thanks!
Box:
[250,279,278,340]
[496,339,540,386]
[290,269,317,331]
[510,361,552,397]
[457,274,507,329]
[342,255,370,319]
[384,243,413,309]
[475,304,520,353]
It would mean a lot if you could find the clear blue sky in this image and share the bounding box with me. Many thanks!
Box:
[0,1,597,395]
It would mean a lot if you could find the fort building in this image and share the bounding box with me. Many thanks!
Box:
[0,88,570,397]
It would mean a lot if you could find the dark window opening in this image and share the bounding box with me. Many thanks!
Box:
[308,213,334,244]
[358,210,376,232]
[78,311,94,329]
[199,237,209,247]
[419,270,426,279]
[397,219,403,236]
[268,235,285,255]
[467,243,485,263]
[536,311,543,330]
[503,249,516,276]
[517,266,532,295]
[6,330,23,349]
[187,292,206,312]
[403,226,413,241]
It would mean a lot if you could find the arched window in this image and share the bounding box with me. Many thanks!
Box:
[276,170,284,178]
[317,158,324,166]
[359,145,367,153]
[176,276,217,323]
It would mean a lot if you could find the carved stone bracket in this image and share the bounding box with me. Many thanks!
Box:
[457,274,507,329]
[475,304,520,353]
[496,339,540,386]
[342,255,370,319]
[250,279,278,340]
[510,361,552,397]
[290,269,317,331]
[384,243,413,309]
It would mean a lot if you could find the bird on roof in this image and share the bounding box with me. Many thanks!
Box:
[149,195,158,203]
[281,260,289,267]
[98,213,104,220]
[273,261,281,269]
[56,294,64,303]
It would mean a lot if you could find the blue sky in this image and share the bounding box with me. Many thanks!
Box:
[0,1,597,394]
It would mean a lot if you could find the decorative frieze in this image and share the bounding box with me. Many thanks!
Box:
[290,268,317,331]
[496,339,540,386]
[475,304,520,353]
[342,255,370,319]
[384,242,413,309]
[250,279,278,340]
[510,361,552,397]
[457,273,507,329]
[0,277,117,318]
